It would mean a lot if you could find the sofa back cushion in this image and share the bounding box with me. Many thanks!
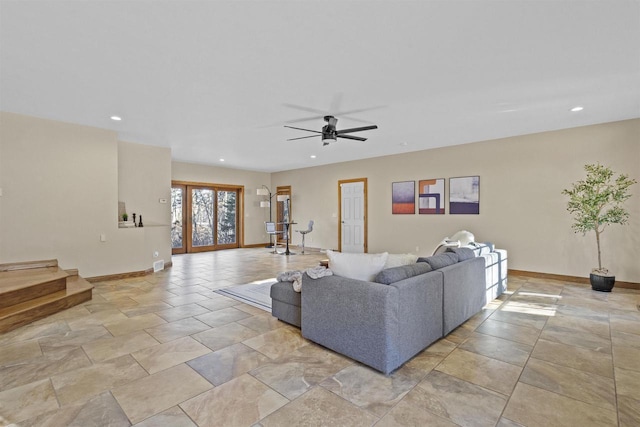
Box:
[374,262,433,285]
[418,252,459,270]
[327,250,389,281]
[445,247,476,261]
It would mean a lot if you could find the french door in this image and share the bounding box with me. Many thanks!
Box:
[171,183,241,254]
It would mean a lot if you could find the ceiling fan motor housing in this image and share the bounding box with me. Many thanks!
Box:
[322,124,337,143]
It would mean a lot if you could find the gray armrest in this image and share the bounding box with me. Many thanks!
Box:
[301,274,400,373]
[389,271,444,362]
[440,257,486,335]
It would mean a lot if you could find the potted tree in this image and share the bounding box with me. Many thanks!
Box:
[562,163,636,291]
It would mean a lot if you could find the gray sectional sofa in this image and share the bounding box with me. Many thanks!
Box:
[270,245,507,374]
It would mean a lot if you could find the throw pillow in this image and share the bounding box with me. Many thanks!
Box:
[419,252,459,270]
[327,250,389,282]
[384,253,419,269]
[374,262,433,285]
[445,247,476,261]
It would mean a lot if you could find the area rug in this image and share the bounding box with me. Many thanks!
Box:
[214,278,277,313]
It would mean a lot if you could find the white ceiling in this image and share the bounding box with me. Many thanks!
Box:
[1,1,639,172]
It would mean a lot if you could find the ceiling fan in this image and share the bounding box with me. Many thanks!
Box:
[285,115,378,146]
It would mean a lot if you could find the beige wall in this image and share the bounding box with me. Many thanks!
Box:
[171,162,272,246]
[2,112,638,282]
[273,119,640,282]
[118,140,172,268]
[0,112,173,277]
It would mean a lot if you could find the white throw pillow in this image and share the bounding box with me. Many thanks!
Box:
[384,253,419,269]
[327,250,389,281]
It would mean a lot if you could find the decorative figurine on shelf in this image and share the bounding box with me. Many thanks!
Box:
[132,213,137,227]
[138,215,143,227]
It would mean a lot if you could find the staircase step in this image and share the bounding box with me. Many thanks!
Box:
[0,267,69,309]
[0,275,93,333]
[0,259,58,272]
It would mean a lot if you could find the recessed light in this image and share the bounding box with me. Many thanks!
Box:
[570,106,584,112]
[400,142,408,146]
[219,158,225,162]
[310,155,317,159]
[110,116,122,121]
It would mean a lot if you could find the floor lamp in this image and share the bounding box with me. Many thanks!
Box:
[276,194,293,255]
[257,185,275,248]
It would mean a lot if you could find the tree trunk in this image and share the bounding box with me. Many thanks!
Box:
[595,228,602,270]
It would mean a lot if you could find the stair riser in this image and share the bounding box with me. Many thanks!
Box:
[0,277,67,309]
[0,289,92,333]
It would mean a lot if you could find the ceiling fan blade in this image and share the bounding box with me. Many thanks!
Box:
[282,103,386,124]
[335,115,376,125]
[282,104,331,124]
[336,125,378,134]
[336,106,386,116]
[284,125,323,134]
[283,103,327,115]
[284,115,327,124]
[337,134,367,141]
[287,135,321,141]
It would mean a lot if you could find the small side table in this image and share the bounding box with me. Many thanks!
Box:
[319,259,329,268]
[278,222,297,255]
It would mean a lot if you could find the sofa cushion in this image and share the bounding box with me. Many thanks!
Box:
[327,250,389,281]
[418,252,459,270]
[374,262,433,285]
[384,253,419,269]
[445,247,476,261]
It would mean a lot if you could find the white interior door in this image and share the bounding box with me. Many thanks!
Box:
[341,181,365,253]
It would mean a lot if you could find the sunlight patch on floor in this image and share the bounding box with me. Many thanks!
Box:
[516,292,562,299]
[252,277,277,285]
[500,300,557,317]
[485,300,503,310]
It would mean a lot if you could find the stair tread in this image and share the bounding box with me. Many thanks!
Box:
[0,277,93,318]
[0,259,58,272]
[0,267,69,294]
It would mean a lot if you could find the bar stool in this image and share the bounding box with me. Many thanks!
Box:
[295,220,314,254]
[265,222,284,254]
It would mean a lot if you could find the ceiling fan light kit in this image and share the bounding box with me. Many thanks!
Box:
[285,115,378,146]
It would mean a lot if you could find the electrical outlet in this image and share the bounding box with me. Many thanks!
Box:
[415,246,419,252]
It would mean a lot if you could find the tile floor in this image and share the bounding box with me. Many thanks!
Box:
[1,248,639,426]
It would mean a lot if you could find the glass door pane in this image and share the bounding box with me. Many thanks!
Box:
[191,188,215,248]
[171,186,185,254]
[172,182,241,253]
[217,190,237,245]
